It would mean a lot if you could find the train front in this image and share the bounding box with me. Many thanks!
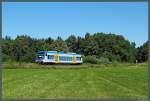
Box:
[35,51,45,63]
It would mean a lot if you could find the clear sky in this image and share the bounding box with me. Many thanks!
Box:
[2,2,148,47]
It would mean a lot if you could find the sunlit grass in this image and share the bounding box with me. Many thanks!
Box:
[2,63,148,99]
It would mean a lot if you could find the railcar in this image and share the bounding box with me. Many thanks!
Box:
[35,51,83,64]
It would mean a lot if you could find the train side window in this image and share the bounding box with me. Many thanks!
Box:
[64,57,66,61]
[70,57,71,61]
[68,57,71,61]
[77,57,81,61]
[67,57,69,61]
[59,56,73,61]
[66,57,68,61]
[59,56,65,61]
[59,56,66,61]
[48,55,54,59]
[70,57,72,61]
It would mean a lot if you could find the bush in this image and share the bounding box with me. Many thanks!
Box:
[98,57,110,64]
[83,56,99,64]
[2,53,13,62]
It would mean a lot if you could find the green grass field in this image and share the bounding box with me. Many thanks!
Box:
[2,63,148,99]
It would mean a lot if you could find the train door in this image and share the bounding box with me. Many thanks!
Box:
[72,55,77,64]
[54,54,59,63]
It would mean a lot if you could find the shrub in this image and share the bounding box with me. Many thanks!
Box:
[98,57,110,64]
[83,56,98,64]
[2,53,13,62]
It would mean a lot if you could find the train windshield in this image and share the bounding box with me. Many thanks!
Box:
[37,52,45,59]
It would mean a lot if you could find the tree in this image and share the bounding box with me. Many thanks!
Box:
[1,37,14,61]
[12,35,36,62]
[45,37,54,44]
[50,36,69,52]
[65,35,77,52]
[136,41,148,62]
[1,33,144,63]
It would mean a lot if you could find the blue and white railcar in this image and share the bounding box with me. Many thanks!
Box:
[35,51,83,64]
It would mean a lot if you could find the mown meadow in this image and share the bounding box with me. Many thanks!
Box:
[2,62,148,99]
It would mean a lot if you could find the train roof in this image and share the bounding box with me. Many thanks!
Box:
[37,51,82,55]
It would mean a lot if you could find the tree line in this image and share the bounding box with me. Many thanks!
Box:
[1,32,148,63]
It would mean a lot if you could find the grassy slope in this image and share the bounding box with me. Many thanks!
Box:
[2,63,148,99]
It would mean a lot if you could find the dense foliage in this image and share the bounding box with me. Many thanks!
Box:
[1,32,148,63]
[136,41,148,63]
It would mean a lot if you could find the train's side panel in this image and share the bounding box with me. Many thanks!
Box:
[39,51,83,64]
[58,54,74,64]
[58,54,82,64]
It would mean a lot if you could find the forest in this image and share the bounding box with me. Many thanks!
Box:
[1,32,148,63]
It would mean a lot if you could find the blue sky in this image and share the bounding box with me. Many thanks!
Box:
[2,2,148,47]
